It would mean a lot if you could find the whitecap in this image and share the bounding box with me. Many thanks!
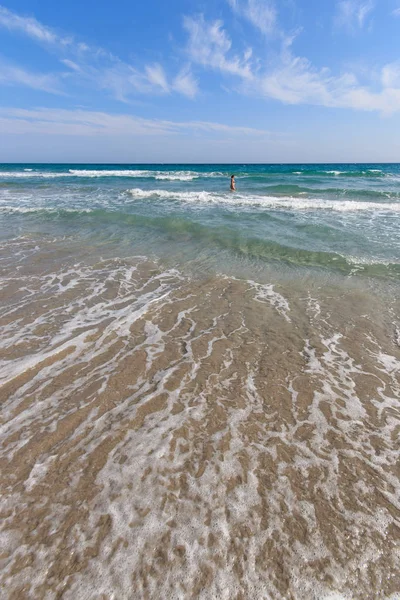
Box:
[126,188,400,212]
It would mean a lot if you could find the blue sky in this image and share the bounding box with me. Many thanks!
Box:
[1,0,400,162]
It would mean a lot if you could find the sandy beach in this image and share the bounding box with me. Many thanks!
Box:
[1,220,399,598]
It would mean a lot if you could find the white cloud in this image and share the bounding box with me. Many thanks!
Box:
[392,7,400,16]
[60,59,82,72]
[94,64,150,101]
[96,62,197,101]
[0,107,279,138]
[184,14,400,115]
[0,60,62,94]
[183,15,254,79]
[173,67,198,98]
[0,4,111,58]
[0,5,198,100]
[257,52,400,114]
[87,56,197,101]
[0,5,59,44]
[228,0,277,36]
[381,61,400,88]
[2,4,399,116]
[335,0,375,31]
[145,63,169,93]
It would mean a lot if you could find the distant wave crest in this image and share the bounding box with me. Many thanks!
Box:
[0,169,220,181]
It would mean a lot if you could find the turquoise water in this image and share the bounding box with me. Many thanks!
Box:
[1,163,399,279]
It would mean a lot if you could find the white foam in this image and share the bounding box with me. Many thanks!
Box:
[156,171,202,180]
[127,188,400,212]
[246,279,291,321]
[0,205,93,214]
[1,250,399,599]
[373,350,400,375]
[345,255,398,267]
[69,169,200,180]
[0,171,73,178]
[24,455,57,492]
[70,169,153,177]
[0,169,203,180]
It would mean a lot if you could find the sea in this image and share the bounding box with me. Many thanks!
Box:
[0,163,399,599]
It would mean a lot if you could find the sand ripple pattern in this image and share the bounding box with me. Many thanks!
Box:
[0,239,399,600]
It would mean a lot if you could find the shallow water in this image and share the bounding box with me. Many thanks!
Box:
[1,163,400,278]
[0,164,399,599]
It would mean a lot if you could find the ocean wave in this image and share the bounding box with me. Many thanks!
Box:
[257,184,399,199]
[126,188,400,212]
[0,171,73,179]
[0,169,212,181]
[69,169,201,180]
[154,173,199,181]
[1,167,397,181]
[70,169,152,177]
[236,168,392,178]
[0,205,93,214]
[288,169,389,178]
[345,255,400,266]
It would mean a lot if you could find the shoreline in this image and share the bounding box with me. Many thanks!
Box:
[1,236,399,599]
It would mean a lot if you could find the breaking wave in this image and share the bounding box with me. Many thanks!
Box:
[126,188,400,212]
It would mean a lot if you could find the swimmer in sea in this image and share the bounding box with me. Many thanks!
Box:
[230,174,236,191]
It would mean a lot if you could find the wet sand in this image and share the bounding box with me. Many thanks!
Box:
[1,238,399,599]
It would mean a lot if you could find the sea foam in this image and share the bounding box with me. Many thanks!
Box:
[127,188,400,212]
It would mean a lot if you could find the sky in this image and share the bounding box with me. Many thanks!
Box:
[0,0,400,163]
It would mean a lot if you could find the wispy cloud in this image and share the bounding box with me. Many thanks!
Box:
[257,52,400,114]
[335,0,375,31]
[184,14,400,114]
[2,3,399,117]
[172,67,198,98]
[145,64,169,93]
[392,7,400,16]
[0,107,280,138]
[0,5,112,57]
[381,61,400,88]
[228,0,277,36]
[184,15,254,79]
[0,5,197,99]
[0,60,62,94]
[0,5,60,44]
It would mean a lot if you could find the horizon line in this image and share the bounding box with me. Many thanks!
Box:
[1,161,400,166]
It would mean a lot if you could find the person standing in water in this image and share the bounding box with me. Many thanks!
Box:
[230,174,236,191]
